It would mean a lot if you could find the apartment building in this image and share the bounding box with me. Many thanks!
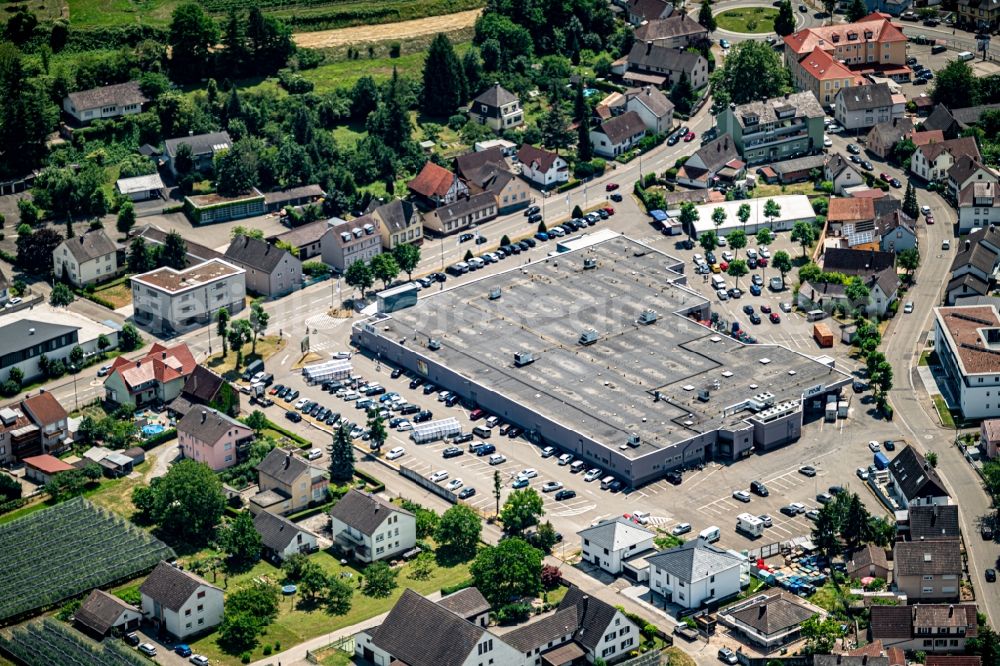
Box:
[131,259,246,337]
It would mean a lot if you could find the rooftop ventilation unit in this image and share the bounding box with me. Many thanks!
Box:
[583,258,597,270]
[514,351,535,367]
[697,389,710,402]
[488,287,502,300]
[747,392,776,412]
[712,379,721,391]
[638,309,658,325]
[579,329,599,346]
[754,401,800,423]
[428,338,442,351]
[626,433,641,447]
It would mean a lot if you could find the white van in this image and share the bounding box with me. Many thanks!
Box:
[307,448,323,461]
[558,453,574,466]
[600,475,617,490]
[570,460,587,473]
[958,51,975,61]
[699,525,721,543]
[711,275,727,291]
[807,309,826,322]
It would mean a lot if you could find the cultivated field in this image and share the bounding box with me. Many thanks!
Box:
[0,619,150,666]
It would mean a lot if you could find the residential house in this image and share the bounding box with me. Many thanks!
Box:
[906,504,961,541]
[870,604,978,652]
[553,586,641,664]
[253,510,318,562]
[320,215,383,272]
[0,319,81,386]
[793,47,863,107]
[177,407,253,471]
[947,155,997,199]
[267,220,328,260]
[468,83,523,131]
[74,589,142,638]
[0,391,70,465]
[981,417,1000,458]
[627,0,673,24]
[633,14,708,47]
[366,198,422,250]
[716,92,826,166]
[590,111,648,158]
[224,235,301,298]
[140,561,224,640]
[719,590,824,650]
[911,136,981,182]
[103,343,197,408]
[866,117,915,158]
[926,658,983,666]
[888,444,952,509]
[52,229,121,288]
[354,588,526,666]
[616,42,709,90]
[23,454,75,485]
[455,147,531,214]
[922,105,961,139]
[784,15,910,86]
[577,517,656,576]
[834,83,905,129]
[958,181,1000,234]
[63,81,148,124]
[622,85,675,134]
[169,365,238,418]
[647,539,744,610]
[875,210,918,253]
[262,184,325,213]
[825,154,865,194]
[957,0,1000,31]
[407,161,469,209]
[435,588,491,628]
[423,192,499,235]
[135,225,223,266]
[251,448,328,515]
[131,259,246,337]
[846,544,890,582]
[945,226,1000,304]
[933,303,1000,417]
[815,658,889,666]
[115,173,165,202]
[844,640,905,665]
[827,196,876,233]
[952,102,1000,129]
[328,488,416,562]
[163,131,232,176]
[517,144,569,188]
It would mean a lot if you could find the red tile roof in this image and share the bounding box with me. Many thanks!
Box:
[24,454,75,475]
[926,657,982,666]
[784,13,906,56]
[20,391,67,426]
[798,48,857,82]
[910,130,945,146]
[110,343,196,392]
[828,197,875,222]
[407,162,457,199]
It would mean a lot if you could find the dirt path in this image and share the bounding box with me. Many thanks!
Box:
[292,9,481,49]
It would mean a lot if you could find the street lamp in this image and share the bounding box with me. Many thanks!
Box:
[69,365,79,412]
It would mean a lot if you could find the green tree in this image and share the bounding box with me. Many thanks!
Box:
[218,512,262,570]
[49,283,74,307]
[493,470,502,517]
[69,345,84,368]
[669,71,695,115]
[0,45,58,177]
[350,76,380,120]
[791,220,816,256]
[15,227,62,274]
[870,358,894,412]
[217,308,230,357]
[422,33,468,117]
[297,561,330,602]
[679,201,699,240]
[500,488,544,535]
[933,60,979,110]
[366,67,413,154]
[366,408,387,451]
[0,473,21,501]
[801,615,842,655]
[345,260,374,299]
[415,506,440,538]
[370,253,400,290]
[436,504,482,560]
[763,198,781,228]
[847,0,868,21]
[218,610,262,653]
[577,113,593,161]
[116,200,136,235]
[727,259,748,288]
[162,231,188,270]
[168,3,219,81]
[540,104,574,153]
[845,276,870,314]
[470,537,543,606]
[215,139,260,197]
[897,247,920,279]
[362,561,398,598]
[711,40,789,107]
[119,323,142,352]
[244,410,268,433]
[699,230,718,253]
[463,48,484,97]
[737,203,752,230]
[755,227,773,249]
[711,206,727,232]
[772,250,792,283]
[698,0,717,32]
[774,0,795,35]
[329,423,355,483]
[227,319,252,370]
[323,575,354,615]
[842,492,873,550]
[728,229,747,257]
[903,181,919,219]
[392,243,421,281]
[248,302,269,355]
[926,451,938,467]
[138,459,226,544]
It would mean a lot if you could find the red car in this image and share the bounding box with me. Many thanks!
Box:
[926,215,935,224]
[605,183,619,191]
[757,257,768,267]
[602,206,616,215]
[769,312,781,323]
[760,304,772,313]
[470,408,485,421]
[684,132,696,142]
[719,261,729,271]
[880,172,890,181]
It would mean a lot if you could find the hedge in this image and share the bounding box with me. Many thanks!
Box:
[76,290,116,310]
[264,419,311,447]
[441,578,474,596]
[355,468,385,493]
[556,179,582,193]
[140,428,177,450]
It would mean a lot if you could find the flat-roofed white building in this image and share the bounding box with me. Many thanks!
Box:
[115,173,165,201]
[689,195,816,236]
[131,259,246,337]
[933,304,1000,419]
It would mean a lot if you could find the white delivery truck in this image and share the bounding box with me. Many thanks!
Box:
[736,513,764,538]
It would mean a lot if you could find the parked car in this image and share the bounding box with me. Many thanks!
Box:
[732,490,751,503]
[672,522,692,536]
[799,465,817,477]
[458,486,476,499]
[719,647,738,664]
[442,446,463,459]
[868,440,881,452]
[542,481,564,492]
[429,470,449,483]
[386,447,405,460]
[446,478,464,491]
[554,489,577,501]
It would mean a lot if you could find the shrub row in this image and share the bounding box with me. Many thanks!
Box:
[140,428,177,450]
[556,179,581,193]
[440,578,474,596]
[264,419,311,447]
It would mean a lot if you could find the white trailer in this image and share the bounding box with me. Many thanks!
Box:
[410,417,461,444]
[736,513,764,538]
[302,358,353,383]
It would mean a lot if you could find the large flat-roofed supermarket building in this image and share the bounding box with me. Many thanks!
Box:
[352,235,851,486]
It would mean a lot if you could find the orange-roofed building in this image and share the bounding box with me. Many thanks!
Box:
[103,342,197,408]
[406,162,469,209]
[910,130,945,147]
[792,48,863,107]
[24,454,75,485]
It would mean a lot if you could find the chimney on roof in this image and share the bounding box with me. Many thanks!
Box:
[201,410,207,424]
[284,452,291,469]
[966,239,972,251]
[28,327,34,335]
[136,360,141,367]
[949,605,954,617]
[646,41,653,55]
[162,351,167,360]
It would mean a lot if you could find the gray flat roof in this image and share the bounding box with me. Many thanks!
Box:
[362,236,849,458]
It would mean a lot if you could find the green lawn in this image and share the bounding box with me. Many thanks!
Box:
[933,395,955,428]
[715,7,779,33]
[296,43,470,93]
[189,550,471,665]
